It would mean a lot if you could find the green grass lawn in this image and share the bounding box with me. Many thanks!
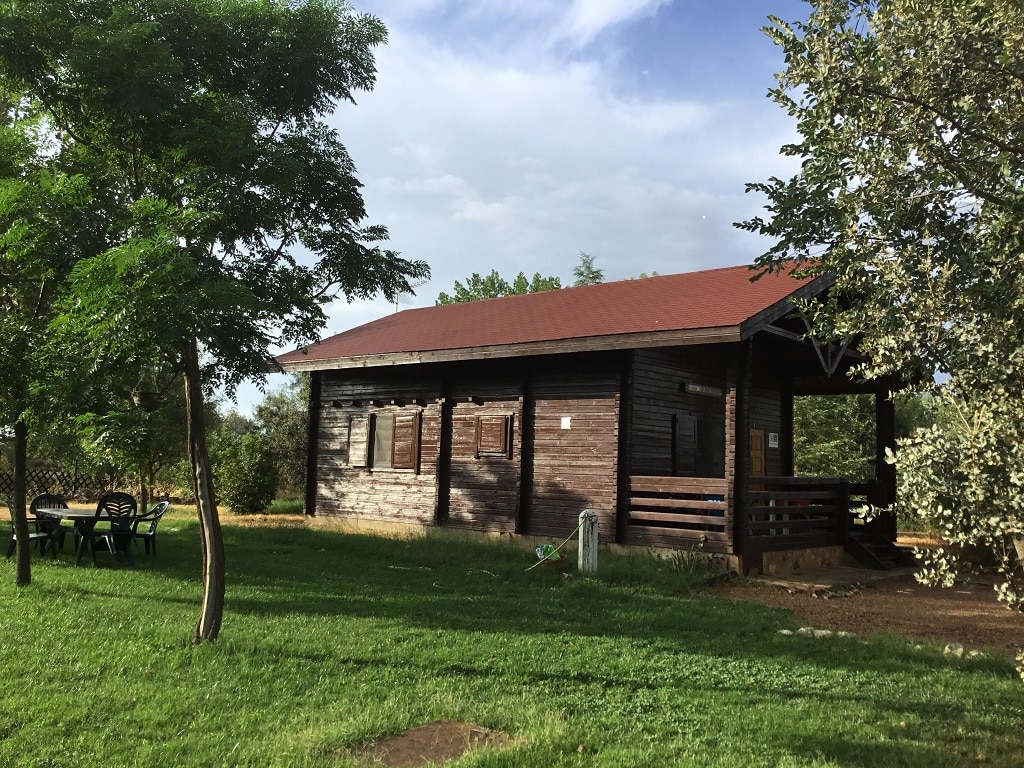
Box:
[2,509,1022,767]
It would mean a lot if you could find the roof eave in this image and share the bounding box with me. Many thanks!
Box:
[277,325,744,372]
[738,272,835,340]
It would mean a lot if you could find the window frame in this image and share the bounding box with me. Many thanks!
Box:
[348,410,421,473]
[475,413,514,459]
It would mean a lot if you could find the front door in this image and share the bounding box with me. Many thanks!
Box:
[750,428,766,478]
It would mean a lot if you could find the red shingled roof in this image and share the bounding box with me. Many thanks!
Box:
[277,263,822,369]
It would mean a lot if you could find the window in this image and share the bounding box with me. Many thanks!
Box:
[348,415,369,467]
[348,411,420,471]
[475,414,513,459]
[672,412,725,478]
[373,414,395,468]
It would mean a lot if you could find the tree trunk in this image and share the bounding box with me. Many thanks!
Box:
[12,420,32,587]
[182,339,225,642]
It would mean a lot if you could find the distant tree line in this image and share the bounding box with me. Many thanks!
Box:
[0,374,309,515]
[435,251,607,304]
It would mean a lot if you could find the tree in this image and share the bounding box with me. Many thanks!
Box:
[435,269,561,304]
[254,374,309,499]
[793,395,875,482]
[0,87,99,586]
[1,0,428,640]
[739,0,1024,621]
[73,363,188,512]
[572,251,604,286]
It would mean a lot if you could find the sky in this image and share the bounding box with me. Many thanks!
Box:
[233,0,812,414]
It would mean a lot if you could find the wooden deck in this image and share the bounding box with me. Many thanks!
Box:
[625,474,859,557]
[625,475,729,551]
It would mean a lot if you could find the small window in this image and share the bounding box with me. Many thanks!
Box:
[476,414,513,459]
[348,415,369,467]
[352,411,421,472]
[372,414,395,469]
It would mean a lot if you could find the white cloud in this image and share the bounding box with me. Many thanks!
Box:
[230,0,808,415]
[558,0,672,47]
[334,24,788,295]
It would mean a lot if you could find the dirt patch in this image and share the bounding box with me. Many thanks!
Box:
[354,721,512,767]
[718,572,1024,658]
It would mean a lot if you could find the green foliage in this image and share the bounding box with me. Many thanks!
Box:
[899,393,1024,608]
[1,0,430,418]
[740,0,1024,615]
[572,251,605,286]
[267,497,304,515]
[71,363,187,504]
[2,0,428,625]
[793,395,875,482]
[254,374,308,497]
[213,429,278,514]
[435,268,561,304]
[2,516,1023,765]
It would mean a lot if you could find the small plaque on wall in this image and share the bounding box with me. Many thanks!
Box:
[768,432,780,448]
[681,381,724,398]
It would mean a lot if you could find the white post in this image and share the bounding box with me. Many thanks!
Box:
[578,509,599,574]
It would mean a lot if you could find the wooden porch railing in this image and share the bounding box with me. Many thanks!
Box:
[626,476,730,551]
[746,476,850,551]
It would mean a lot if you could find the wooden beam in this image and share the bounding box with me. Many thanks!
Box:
[739,273,835,339]
[304,371,322,517]
[278,326,743,372]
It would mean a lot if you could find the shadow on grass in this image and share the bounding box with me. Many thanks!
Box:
[14,519,1020,768]
[125,520,1016,684]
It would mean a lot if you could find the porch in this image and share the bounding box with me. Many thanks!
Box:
[624,475,901,573]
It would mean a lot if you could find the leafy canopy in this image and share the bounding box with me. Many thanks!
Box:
[1,0,429,388]
[739,0,1024,613]
[435,269,561,305]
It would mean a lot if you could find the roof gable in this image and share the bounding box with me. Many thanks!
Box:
[277,264,827,370]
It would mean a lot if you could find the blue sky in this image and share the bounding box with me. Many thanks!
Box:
[234,0,811,413]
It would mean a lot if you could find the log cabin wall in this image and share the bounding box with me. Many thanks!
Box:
[528,367,621,543]
[315,369,443,524]
[446,371,525,534]
[313,355,623,542]
[630,347,731,478]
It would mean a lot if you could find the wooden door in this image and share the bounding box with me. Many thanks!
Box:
[750,428,766,478]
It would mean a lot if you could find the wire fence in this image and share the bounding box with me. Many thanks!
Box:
[0,468,106,501]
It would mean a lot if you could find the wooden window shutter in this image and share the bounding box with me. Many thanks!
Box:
[391,411,421,471]
[348,415,370,467]
[475,414,512,459]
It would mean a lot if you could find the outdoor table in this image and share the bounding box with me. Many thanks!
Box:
[34,508,111,565]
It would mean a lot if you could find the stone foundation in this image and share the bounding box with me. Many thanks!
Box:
[754,545,846,577]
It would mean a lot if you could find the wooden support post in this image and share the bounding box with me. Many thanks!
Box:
[578,509,599,574]
[303,371,322,517]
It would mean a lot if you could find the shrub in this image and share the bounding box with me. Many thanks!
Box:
[216,432,278,514]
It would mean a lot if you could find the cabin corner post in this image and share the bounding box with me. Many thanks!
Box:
[516,360,535,535]
[727,339,753,571]
[615,350,634,545]
[303,371,322,517]
[436,373,454,524]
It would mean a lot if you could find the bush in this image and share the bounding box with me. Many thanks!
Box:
[215,432,278,514]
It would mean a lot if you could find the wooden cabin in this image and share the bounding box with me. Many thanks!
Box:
[277,264,902,575]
